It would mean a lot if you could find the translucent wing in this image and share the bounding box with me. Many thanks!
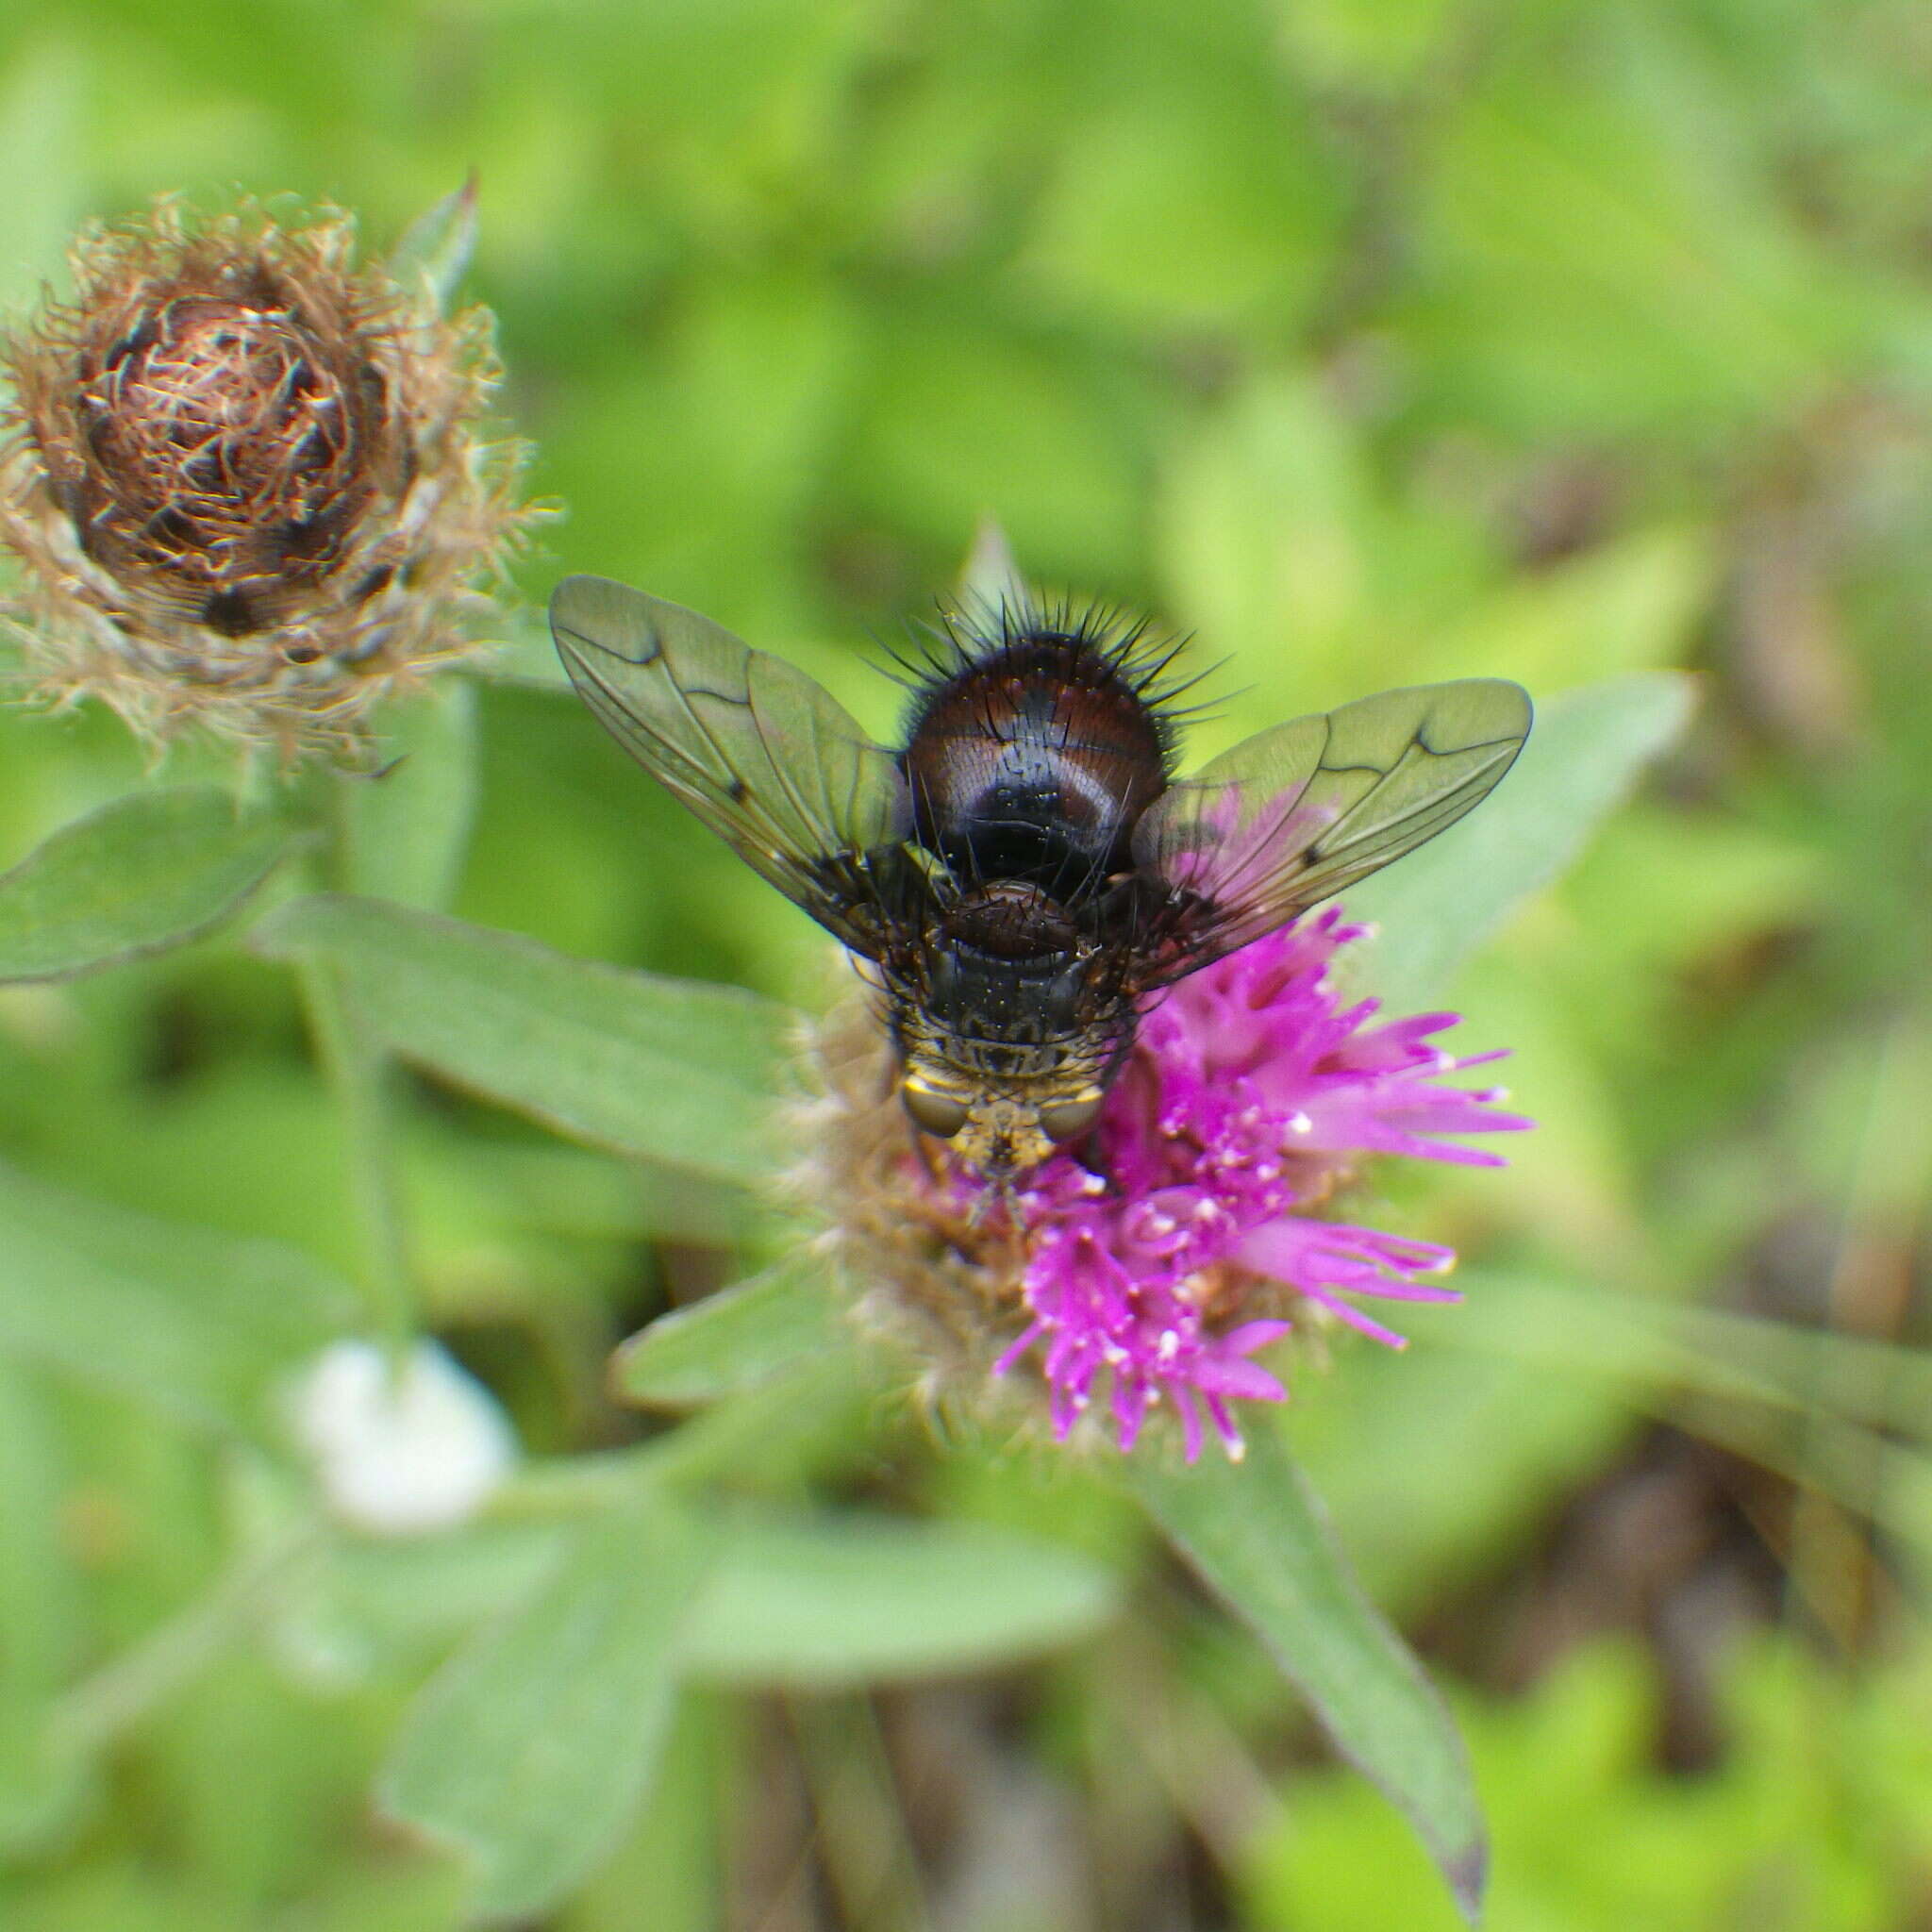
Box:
[1131,678,1531,983]
[551,575,910,956]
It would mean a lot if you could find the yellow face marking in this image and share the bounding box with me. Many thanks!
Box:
[955,1095,1058,1178]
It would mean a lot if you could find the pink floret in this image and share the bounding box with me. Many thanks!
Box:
[971,909,1527,1460]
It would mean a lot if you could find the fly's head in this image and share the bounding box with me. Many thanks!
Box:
[893,996,1117,1187]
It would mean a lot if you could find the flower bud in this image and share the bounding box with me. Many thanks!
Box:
[0,196,528,753]
[291,1339,518,1535]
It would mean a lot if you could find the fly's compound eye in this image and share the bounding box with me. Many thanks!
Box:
[1037,1093,1103,1143]
[903,1082,970,1140]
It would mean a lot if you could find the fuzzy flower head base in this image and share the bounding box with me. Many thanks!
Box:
[0,197,528,756]
[804,909,1528,1463]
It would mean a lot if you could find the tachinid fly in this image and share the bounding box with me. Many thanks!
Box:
[551,576,1531,1183]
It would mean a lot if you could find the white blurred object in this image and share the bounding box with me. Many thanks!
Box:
[291,1339,517,1534]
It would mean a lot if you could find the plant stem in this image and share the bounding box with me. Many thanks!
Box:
[49,1519,326,1756]
[785,1691,932,1932]
[299,953,415,1368]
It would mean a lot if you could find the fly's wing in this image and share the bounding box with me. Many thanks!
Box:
[1130,678,1531,984]
[551,575,910,957]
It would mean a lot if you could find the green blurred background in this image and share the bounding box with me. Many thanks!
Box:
[2,0,1930,1925]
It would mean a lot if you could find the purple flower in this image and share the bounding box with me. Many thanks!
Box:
[957,909,1529,1461]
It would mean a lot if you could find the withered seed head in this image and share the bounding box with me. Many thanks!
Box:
[0,197,530,755]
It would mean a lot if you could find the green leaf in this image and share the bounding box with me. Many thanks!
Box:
[1342,672,1696,1009]
[464,1142,755,1245]
[0,1160,354,1436]
[340,680,479,913]
[684,1515,1119,1687]
[387,175,478,316]
[251,896,790,1184]
[568,1691,724,1932]
[612,1251,844,1410]
[279,1522,568,1683]
[0,788,291,983]
[1422,525,1714,692]
[640,1355,878,1494]
[378,1500,712,1922]
[1423,1270,1932,1452]
[1124,1425,1486,1924]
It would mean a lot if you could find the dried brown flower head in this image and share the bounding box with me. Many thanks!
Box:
[0,196,528,753]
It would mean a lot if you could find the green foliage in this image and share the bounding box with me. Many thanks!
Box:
[686,1513,1121,1687]
[1344,673,1697,1010]
[0,789,289,983]
[386,176,480,320]
[612,1252,847,1408]
[0,0,1926,1925]
[1126,1426,1485,1919]
[1240,1638,1932,1932]
[0,1158,352,1435]
[379,1500,709,1920]
[252,895,789,1184]
[338,684,480,916]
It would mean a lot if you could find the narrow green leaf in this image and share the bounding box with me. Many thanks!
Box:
[252,896,790,1184]
[1427,1270,1932,1450]
[1342,672,1696,1008]
[388,175,479,315]
[379,1501,712,1922]
[286,1522,568,1669]
[0,788,290,982]
[641,1354,877,1493]
[253,1852,475,1932]
[340,680,479,913]
[569,1691,724,1932]
[1124,1426,1486,1924]
[685,1515,1119,1687]
[0,1160,354,1436]
[613,1251,844,1410]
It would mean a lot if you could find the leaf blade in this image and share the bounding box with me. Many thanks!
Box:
[252,896,790,1184]
[0,788,290,983]
[684,1515,1119,1687]
[387,175,479,315]
[1124,1426,1486,1923]
[340,680,480,913]
[1341,672,1695,1008]
[378,1501,711,1921]
[612,1252,845,1410]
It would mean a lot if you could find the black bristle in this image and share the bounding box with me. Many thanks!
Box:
[892,591,1205,769]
